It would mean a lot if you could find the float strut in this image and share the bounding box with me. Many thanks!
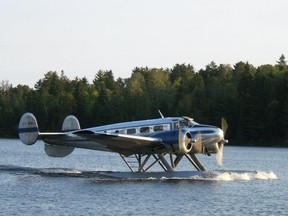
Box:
[158,154,174,172]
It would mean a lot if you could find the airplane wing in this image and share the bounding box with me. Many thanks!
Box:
[40,132,165,156]
[77,132,165,156]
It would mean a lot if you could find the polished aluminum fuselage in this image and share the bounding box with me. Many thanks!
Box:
[44,117,224,154]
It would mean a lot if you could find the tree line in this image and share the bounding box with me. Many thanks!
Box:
[1,55,288,146]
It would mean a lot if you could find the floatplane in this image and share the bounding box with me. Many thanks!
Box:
[18,111,228,179]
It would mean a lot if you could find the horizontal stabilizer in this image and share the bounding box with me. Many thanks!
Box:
[44,144,74,157]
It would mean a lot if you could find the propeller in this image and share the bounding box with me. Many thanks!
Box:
[221,117,228,135]
[216,117,228,166]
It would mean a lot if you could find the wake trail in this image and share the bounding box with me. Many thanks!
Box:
[212,171,277,181]
[0,165,277,181]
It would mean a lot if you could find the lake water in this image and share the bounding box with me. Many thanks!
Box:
[0,139,287,215]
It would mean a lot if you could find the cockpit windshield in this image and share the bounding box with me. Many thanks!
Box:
[180,119,198,128]
[174,117,199,129]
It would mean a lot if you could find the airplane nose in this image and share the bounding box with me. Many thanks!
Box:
[217,127,229,144]
[216,128,224,141]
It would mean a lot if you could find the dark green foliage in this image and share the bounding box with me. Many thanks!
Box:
[1,55,288,146]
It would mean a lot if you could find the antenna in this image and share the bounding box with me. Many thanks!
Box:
[158,110,164,118]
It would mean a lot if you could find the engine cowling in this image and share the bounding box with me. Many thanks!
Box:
[178,129,193,154]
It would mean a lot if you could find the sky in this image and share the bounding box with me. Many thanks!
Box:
[1,0,288,87]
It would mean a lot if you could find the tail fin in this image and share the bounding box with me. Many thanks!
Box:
[18,113,39,145]
[62,115,81,132]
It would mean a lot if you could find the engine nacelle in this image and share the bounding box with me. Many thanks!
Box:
[177,129,193,154]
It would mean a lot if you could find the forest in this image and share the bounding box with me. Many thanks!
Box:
[1,55,288,146]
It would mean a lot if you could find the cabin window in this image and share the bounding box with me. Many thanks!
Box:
[140,127,150,133]
[174,122,180,129]
[154,125,163,132]
[115,130,125,134]
[127,128,136,134]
